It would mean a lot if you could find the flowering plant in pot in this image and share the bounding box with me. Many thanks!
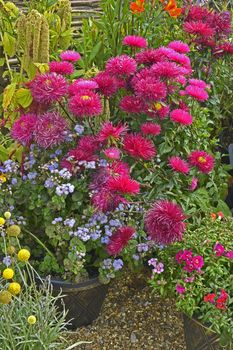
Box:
[149,214,233,349]
[0,34,229,325]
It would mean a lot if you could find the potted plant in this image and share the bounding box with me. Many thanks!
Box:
[149,214,233,349]
[0,31,229,328]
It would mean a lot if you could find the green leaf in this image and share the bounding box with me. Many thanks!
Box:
[0,58,5,67]
[3,32,16,56]
[88,42,102,64]
[0,145,9,162]
[216,200,232,217]
[3,83,16,110]
[15,88,33,108]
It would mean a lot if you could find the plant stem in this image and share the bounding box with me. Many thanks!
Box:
[58,101,76,125]
[23,228,56,259]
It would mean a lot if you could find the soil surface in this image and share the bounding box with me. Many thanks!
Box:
[66,271,186,350]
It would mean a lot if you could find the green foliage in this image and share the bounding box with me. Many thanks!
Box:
[149,216,233,347]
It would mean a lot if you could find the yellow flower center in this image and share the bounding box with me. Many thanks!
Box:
[198,156,207,164]
[0,174,7,183]
[81,95,91,101]
[153,102,162,111]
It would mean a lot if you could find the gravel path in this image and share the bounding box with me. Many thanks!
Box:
[67,271,186,350]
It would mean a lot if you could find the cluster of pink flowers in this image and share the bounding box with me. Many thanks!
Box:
[214,243,233,259]
[183,5,233,56]
[176,249,204,272]
[204,289,229,310]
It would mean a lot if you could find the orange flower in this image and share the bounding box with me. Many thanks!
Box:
[130,0,145,14]
[164,0,176,11]
[168,7,182,17]
[161,0,182,18]
[210,213,217,220]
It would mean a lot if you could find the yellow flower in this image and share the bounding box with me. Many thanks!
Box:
[0,174,7,183]
[8,282,21,295]
[7,225,21,237]
[7,246,16,255]
[18,249,30,262]
[0,291,12,304]
[0,217,5,226]
[27,315,37,325]
[4,212,11,219]
[2,268,14,280]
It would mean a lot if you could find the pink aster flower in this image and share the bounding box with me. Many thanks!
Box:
[168,156,190,174]
[123,133,156,160]
[225,251,233,259]
[168,41,190,54]
[107,175,140,195]
[29,73,68,105]
[183,85,209,101]
[98,122,127,143]
[120,95,146,114]
[92,190,127,213]
[151,61,183,79]
[106,55,137,76]
[189,79,208,89]
[49,61,74,75]
[104,147,121,160]
[34,112,68,148]
[67,136,99,163]
[135,77,167,102]
[140,122,161,136]
[135,48,165,65]
[93,72,119,97]
[69,91,102,118]
[145,200,186,244]
[214,42,233,56]
[189,177,198,191]
[176,284,186,295]
[183,20,214,37]
[214,243,225,257]
[192,255,204,271]
[60,50,81,62]
[68,79,98,95]
[123,35,147,48]
[170,109,193,125]
[107,226,136,255]
[11,114,37,146]
[188,150,215,173]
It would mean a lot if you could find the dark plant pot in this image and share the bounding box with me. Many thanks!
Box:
[38,276,108,330]
[183,314,230,350]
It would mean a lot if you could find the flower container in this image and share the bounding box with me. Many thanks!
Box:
[38,276,108,330]
[183,314,230,350]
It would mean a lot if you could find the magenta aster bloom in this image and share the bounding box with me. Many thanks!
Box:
[140,122,161,136]
[120,95,146,114]
[29,73,68,105]
[135,77,167,102]
[168,156,190,174]
[98,122,127,143]
[69,91,102,118]
[188,150,215,173]
[170,109,193,125]
[92,190,126,212]
[106,55,137,76]
[49,61,74,75]
[68,79,98,95]
[183,85,209,101]
[189,79,208,89]
[93,71,119,97]
[189,177,198,191]
[60,50,81,62]
[123,133,156,160]
[151,61,183,79]
[104,147,121,160]
[107,175,140,195]
[183,21,214,37]
[135,48,164,65]
[123,35,147,48]
[107,226,135,255]
[168,41,190,54]
[11,114,37,146]
[176,284,186,295]
[145,200,186,244]
[34,112,68,148]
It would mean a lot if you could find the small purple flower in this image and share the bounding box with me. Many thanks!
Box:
[11,178,17,185]
[44,178,55,188]
[64,218,76,228]
[102,259,112,270]
[74,124,84,135]
[27,172,37,180]
[133,254,140,261]
[148,258,158,267]
[152,262,164,274]
[101,236,110,244]
[113,259,124,271]
[52,217,63,224]
[137,243,149,253]
[3,256,11,267]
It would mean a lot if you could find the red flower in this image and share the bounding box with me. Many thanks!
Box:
[204,293,216,304]
[98,122,127,143]
[93,71,119,97]
[188,150,215,174]
[140,122,161,136]
[183,21,214,37]
[170,109,193,125]
[169,156,190,174]
[107,226,136,255]
[107,175,140,195]
[123,134,157,160]
[145,200,186,244]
